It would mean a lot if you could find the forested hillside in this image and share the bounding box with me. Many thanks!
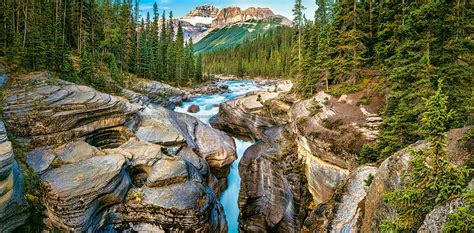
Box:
[202,27,294,78]
[288,0,472,231]
[0,0,203,92]
[291,0,472,158]
[194,18,289,54]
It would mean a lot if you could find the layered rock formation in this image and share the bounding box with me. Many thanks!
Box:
[103,139,227,232]
[303,166,377,232]
[0,120,29,232]
[289,91,383,205]
[3,72,138,146]
[122,77,185,109]
[40,154,131,231]
[238,127,302,232]
[210,83,292,139]
[1,72,232,231]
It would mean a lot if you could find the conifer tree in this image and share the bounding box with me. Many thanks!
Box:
[292,0,306,78]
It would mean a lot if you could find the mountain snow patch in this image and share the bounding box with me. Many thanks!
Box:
[181,17,214,26]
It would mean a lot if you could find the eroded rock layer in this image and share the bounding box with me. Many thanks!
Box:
[1,72,231,232]
[0,121,29,232]
[2,72,138,146]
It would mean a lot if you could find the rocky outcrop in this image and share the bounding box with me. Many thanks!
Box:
[210,90,281,140]
[134,106,237,170]
[1,72,231,231]
[304,166,377,232]
[102,138,226,232]
[2,72,137,146]
[417,196,469,233]
[211,7,291,28]
[40,155,131,231]
[361,127,472,232]
[0,120,29,232]
[185,4,219,18]
[238,127,302,232]
[289,91,383,205]
[123,77,185,109]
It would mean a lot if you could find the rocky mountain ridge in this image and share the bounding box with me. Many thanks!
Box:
[184,4,219,18]
[180,4,292,42]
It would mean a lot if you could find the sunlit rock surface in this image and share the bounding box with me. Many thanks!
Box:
[289,91,382,205]
[210,82,291,140]
[304,165,376,232]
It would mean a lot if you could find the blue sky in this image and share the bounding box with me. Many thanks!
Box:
[139,0,317,21]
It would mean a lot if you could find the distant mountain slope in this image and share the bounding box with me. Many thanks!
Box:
[194,17,290,54]
[178,4,292,43]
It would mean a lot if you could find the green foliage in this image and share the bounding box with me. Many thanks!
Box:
[1,0,203,88]
[363,173,374,187]
[202,27,294,78]
[357,144,377,164]
[383,83,471,231]
[444,190,474,232]
[326,79,369,97]
[195,18,287,54]
[458,128,474,150]
[105,53,123,85]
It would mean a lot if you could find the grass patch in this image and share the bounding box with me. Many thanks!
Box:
[327,78,370,97]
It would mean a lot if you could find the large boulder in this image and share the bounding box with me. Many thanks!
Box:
[171,111,236,170]
[187,104,200,113]
[210,90,280,140]
[135,106,237,170]
[40,155,131,231]
[2,72,138,146]
[134,107,186,146]
[105,142,227,232]
[0,121,29,232]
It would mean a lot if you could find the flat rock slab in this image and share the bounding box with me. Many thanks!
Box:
[135,107,185,146]
[146,157,188,187]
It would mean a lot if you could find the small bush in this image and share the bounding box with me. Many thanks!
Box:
[364,173,374,187]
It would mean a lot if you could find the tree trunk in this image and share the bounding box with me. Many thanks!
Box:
[402,0,405,25]
[63,0,66,47]
[369,0,372,36]
[22,0,28,48]
[377,0,382,34]
[79,0,83,54]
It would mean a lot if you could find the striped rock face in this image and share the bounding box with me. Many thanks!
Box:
[0,120,29,232]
